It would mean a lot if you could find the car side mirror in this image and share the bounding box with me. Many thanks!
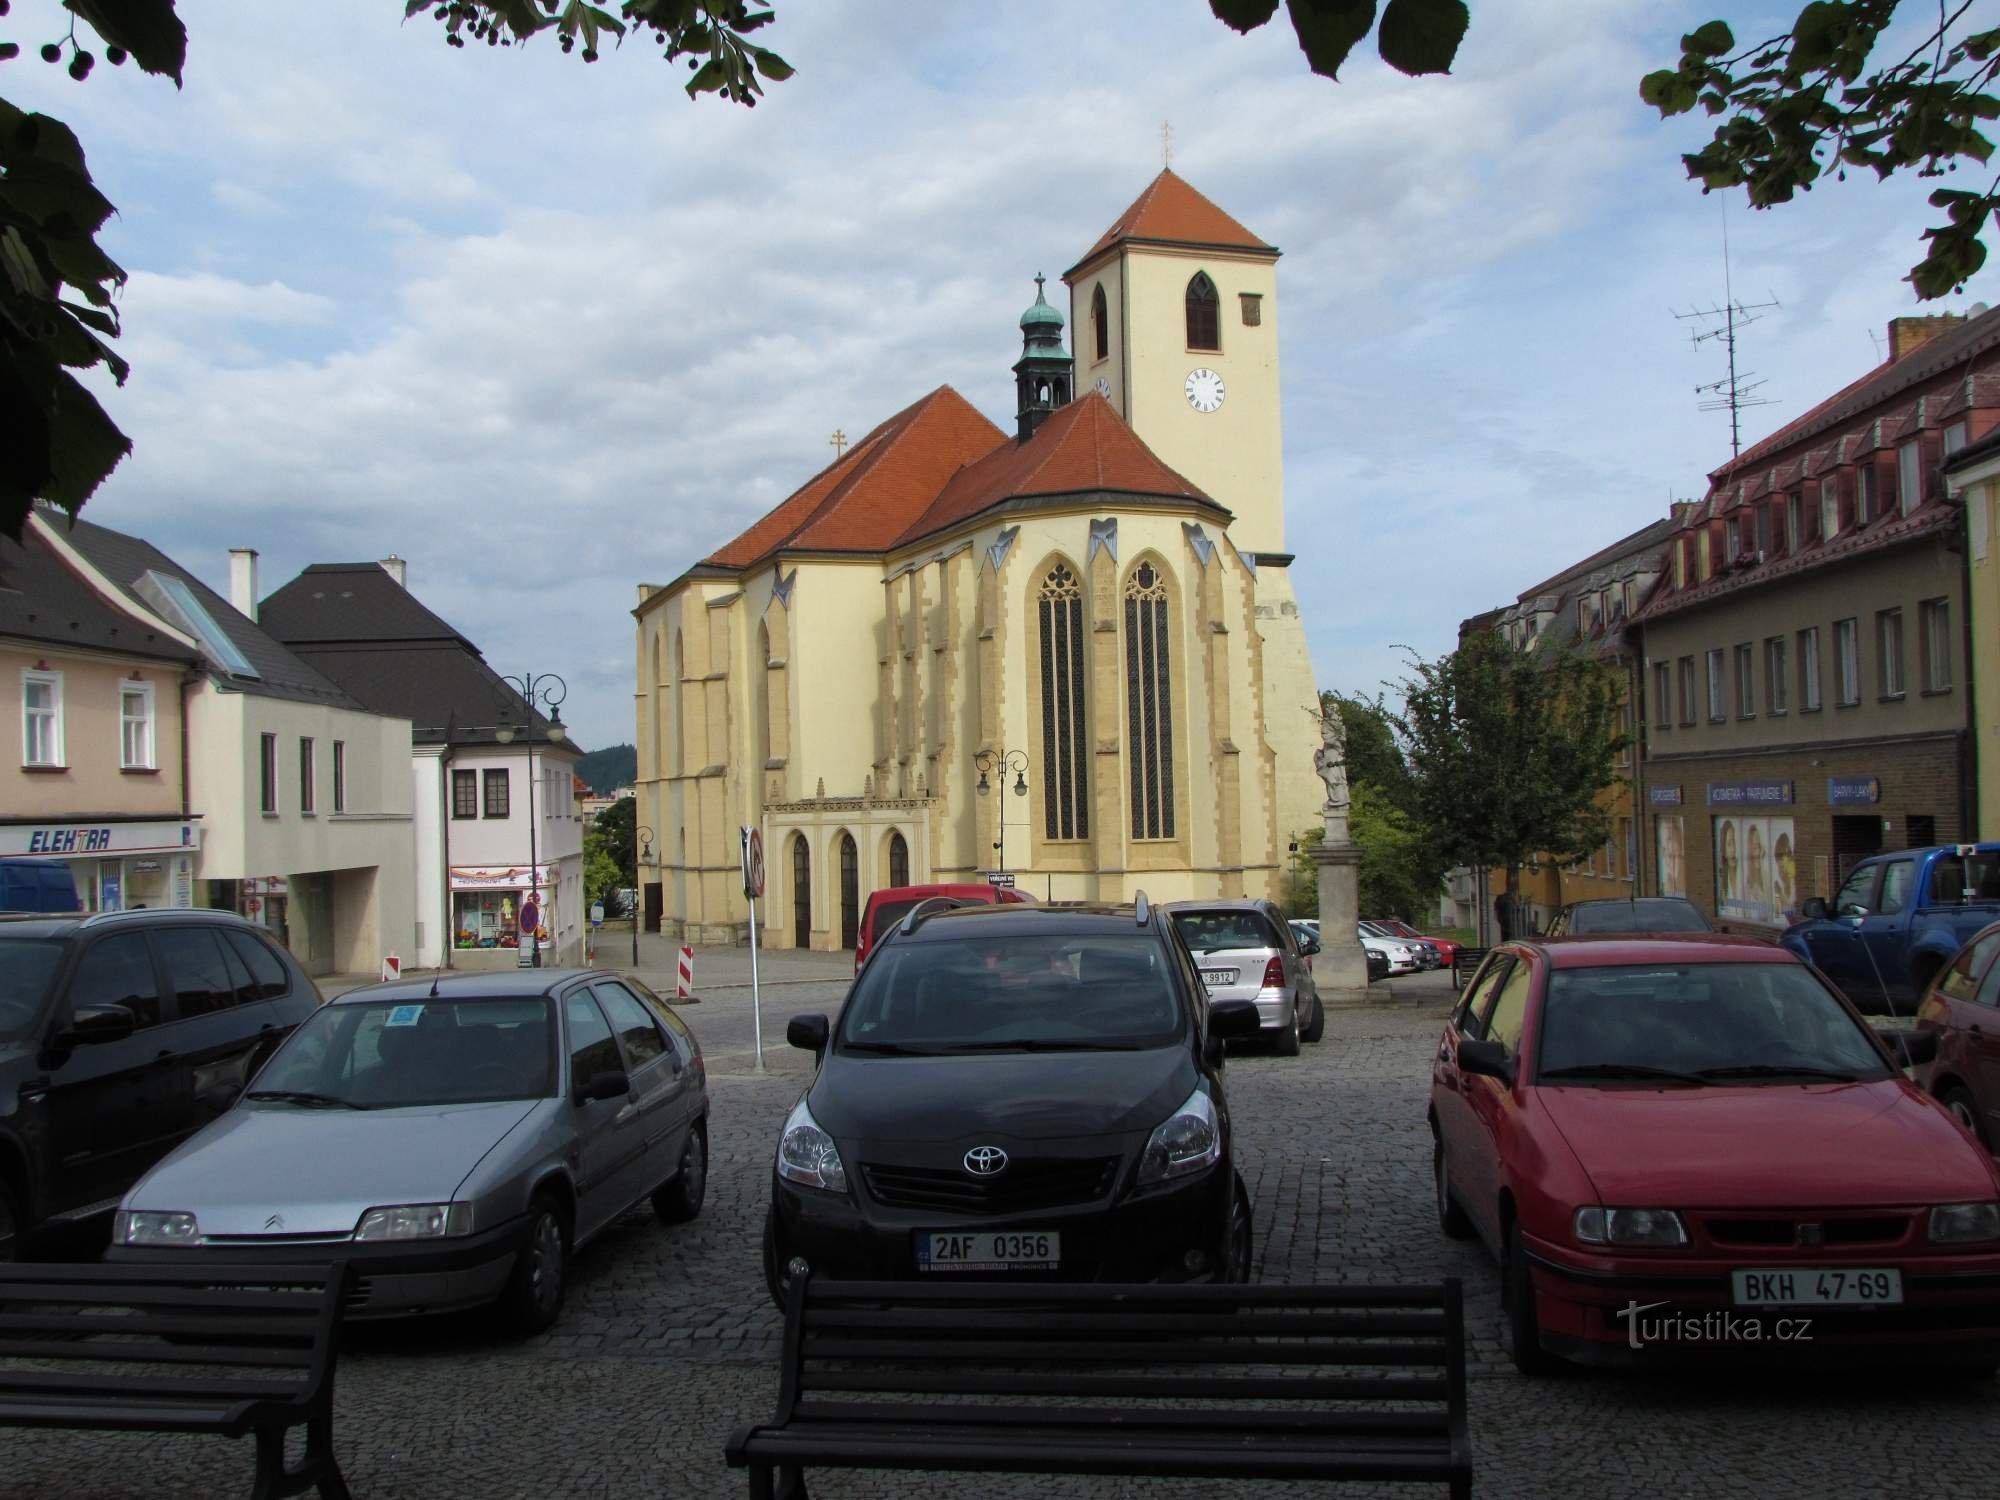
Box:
[54,1005,136,1050]
[788,1013,830,1053]
[1800,897,1829,920]
[1457,1037,1513,1084]
[1884,1029,1939,1068]
[1208,999,1262,1042]
[1839,904,1869,920]
[576,1069,630,1104]
[1301,934,1321,956]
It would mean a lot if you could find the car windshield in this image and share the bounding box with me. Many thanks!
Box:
[1172,910,1279,954]
[249,996,556,1108]
[1536,963,1891,1084]
[839,932,1182,1054]
[0,938,64,1041]
[1565,901,1709,934]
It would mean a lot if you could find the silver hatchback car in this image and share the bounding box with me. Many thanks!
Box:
[108,969,707,1333]
[1165,899,1323,1055]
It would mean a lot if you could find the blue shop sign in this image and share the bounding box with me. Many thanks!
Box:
[1708,780,1794,806]
[1648,785,1683,806]
[1828,776,1882,806]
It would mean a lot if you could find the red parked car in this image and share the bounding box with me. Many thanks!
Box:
[1372,918,1459,969]
[852,883,1035,973]
[1915,918,2000,1150]
[1431,935,2000,1375]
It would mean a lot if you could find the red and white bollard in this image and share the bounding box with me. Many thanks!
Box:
[676,945,694,1000]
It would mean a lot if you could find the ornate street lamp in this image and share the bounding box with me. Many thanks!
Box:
[497,671,568,967]
[973,746,1029,876]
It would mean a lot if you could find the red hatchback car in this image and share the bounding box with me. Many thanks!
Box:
[1431,935,2000,1375]
[1915,918,2000,1150]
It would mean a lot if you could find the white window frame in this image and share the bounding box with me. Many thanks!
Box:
[1786,494,1802,551]
[1836,618,1861,705]
[1820,478,1840,541]
[1767,636,1789,713]
[120,681,156,770]
[1945,422,1969,457]
[1921,599,1952,692]
[299,736,316,815]
[1856,463,1873,523]
[333,740,347,813]
[22,669,63,767]
[1706,648,1726,721]
[1800,628,1822,712]
[1734,643,1755,718]
[1899,441,1923,515]
[1878,609,1905,697]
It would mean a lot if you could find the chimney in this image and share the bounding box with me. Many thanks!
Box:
[228,549,259,622]
[380,555,407,588]
[1887,313,1964,363]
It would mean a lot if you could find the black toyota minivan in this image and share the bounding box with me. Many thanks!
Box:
[763,897,1260,1302]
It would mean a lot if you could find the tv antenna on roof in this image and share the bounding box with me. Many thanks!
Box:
[1673,201,1778,458]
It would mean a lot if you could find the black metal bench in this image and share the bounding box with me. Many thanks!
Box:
[726,1276,1472,1498]
[1451,947,1490,990]
[0,1261,349,1499]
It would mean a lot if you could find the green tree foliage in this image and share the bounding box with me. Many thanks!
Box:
[1392,630,1627,911]
[1350,780,1434,920]
[584,795,637,890]
[1324,690,1415,814]
[1641,5,2000,297]
[0,2,790,540]
[1280,825,1322,918]
[574,742,637,793]
[582,847,624,908]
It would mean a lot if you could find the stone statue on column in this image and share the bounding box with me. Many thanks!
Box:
[1307,701,1372,1001]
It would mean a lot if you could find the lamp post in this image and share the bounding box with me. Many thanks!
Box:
[973,747,1029,876]
[632,824,654,965]
[496,671,568,968]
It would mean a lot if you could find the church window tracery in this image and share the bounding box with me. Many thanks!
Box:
[1038,563,1088,840]
[1124,562,1175,839]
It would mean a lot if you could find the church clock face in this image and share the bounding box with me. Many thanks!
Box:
[1185,367,1225,414]
[1094,376,1112,399]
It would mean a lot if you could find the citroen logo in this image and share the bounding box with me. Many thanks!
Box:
[963,1146,1008,1177]
[264,1213,285,1231]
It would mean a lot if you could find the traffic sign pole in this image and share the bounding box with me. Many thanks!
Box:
[743,826,766,1073]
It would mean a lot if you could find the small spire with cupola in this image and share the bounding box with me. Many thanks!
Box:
[1013,272,1073,442]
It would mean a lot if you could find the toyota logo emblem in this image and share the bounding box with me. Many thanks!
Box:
[963,1146,1008,1176]
[264,1214,285,1231]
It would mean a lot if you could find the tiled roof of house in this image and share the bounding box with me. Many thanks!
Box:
[1068,169,1277,275]
[51,515,364,709]
[260,562,475,648]
[894,393,1217,548]
[703,387,1007,569]
[0,525,198,665]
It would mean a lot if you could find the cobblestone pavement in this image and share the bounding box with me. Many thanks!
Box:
[11,945,1998,1498]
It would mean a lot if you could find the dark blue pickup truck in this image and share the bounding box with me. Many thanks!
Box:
[1781,844,2000,1014]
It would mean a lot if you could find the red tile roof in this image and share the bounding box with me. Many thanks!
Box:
[894,393,1215,548]
[703,387,1006,569]
[1068,170,1276,275]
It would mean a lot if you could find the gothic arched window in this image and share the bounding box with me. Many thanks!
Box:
[888,830,910,887]
[1185,272,1219,352]
[1091,283,1108,362]
[1038,563,1088,840]
[1125,562,1175,839]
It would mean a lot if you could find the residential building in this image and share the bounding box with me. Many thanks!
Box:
[260,560,584,970]
[632,171,1321,948]
[33,511,416,974]
[1455,519,1673,935]
[1632,311,1994,933]
[2,523,202,908]
[1946,427,2000,838]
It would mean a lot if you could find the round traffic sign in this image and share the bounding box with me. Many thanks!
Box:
[748,828,765,898]
[519,900,541,936]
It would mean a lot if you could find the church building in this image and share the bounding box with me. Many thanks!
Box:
[632,171,1322,947]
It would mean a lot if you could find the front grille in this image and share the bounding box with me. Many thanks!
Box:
[1703,1214,1914,1248]
[862,1156,1120,1214]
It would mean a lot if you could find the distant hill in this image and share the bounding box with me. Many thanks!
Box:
[575,744,636,793]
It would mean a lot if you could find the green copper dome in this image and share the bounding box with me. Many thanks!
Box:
[1019,272,1064,331]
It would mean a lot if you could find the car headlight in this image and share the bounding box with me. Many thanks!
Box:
[777,1096,848,1194]
[1136,1085,1221,1188]
[1929,1202,2000,1244]
[114,1210,200,1247]
[1573,1206,1688,1247]
[353,1203,473,1241]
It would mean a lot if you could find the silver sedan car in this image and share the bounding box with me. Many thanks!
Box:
[1165,899,1324,1055]
[108,969,707,1333]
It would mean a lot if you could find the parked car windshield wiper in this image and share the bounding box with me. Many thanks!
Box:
[1539,1063,1707,1085]
[949,1038,1143,1053]
[243,1089,369,1109]
[838,1041,943,1056]
[1694,1064,1863,1082]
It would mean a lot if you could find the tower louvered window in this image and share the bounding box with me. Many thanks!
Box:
[1124,563,1175,839]
[1039,564,1089,840]
[1091,284,1109,362]
[1185,272,1219,351]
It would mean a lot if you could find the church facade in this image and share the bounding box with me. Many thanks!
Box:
[632,171,1322,948]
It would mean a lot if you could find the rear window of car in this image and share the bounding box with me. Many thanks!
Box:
[1930,851,2000,905]
[840,932,1183,1054]
[0,938,65,1041]
[1172,910,1281,954]
[1567,901,1711,934]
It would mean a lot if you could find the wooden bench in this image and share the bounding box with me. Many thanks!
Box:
[1451,947,1490,990]
[725,1275,1472,1498]
[0,1261,349,1499]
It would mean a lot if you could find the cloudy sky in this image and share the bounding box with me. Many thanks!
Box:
[11,1,1995,753]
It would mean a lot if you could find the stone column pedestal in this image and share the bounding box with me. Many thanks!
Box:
[1311,814,1372,1006]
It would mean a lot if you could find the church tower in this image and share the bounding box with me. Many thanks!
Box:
[1013,274,1073,441]
[1061,170,1284,555]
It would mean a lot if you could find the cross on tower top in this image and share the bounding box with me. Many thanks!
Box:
[828,429,848,459]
